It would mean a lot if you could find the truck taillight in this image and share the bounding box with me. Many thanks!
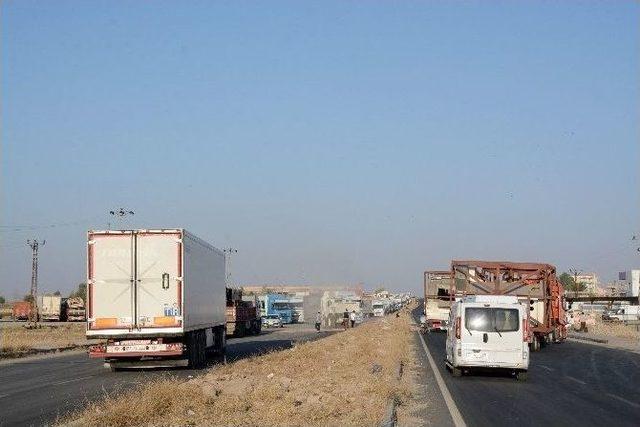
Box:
[522,318,529,342]
[455,317,461,339]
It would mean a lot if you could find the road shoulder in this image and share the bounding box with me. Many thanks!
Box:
[396,330,457,427]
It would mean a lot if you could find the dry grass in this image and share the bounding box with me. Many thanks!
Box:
[588,320,640,341]
[0,323,88,355]
[62,306,416,427]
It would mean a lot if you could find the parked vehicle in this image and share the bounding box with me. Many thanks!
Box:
[37,294,62,321]
[12,301,33,320]
[446,295,529,381]
[451,260,567,351]
[603,305,640,322]
[65,297,86,321]
[423,270,453,332]
[0,303,12,319]
[226,288,261,337]
[262,314,283,328]
[86,229,226,369]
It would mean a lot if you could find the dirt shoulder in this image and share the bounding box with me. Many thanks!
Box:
[0,322,96,359]
[568,320,640,354]
[61,308,417,427]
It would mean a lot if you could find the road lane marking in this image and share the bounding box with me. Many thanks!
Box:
[51,375,94,386]
[0,393,9,399]
[539,365,554,372]
[607,393,640,409]
[564,375,586,385]
[418,332,467,427]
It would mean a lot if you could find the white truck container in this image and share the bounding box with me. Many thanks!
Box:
[37,294,62,321]
[445,295,529,381]
[86,229,226,369]
[372,300,386,317]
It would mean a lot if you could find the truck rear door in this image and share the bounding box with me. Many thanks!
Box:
[89,232,135,330]
[88,231,182,331]
[136,232,182,328]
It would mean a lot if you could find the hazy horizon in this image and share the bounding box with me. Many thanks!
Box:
[2,1,638,299]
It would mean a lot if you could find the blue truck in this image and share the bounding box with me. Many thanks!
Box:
[259,293,294,324]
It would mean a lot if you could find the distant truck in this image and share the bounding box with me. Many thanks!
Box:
[261,294,294,324]
[423,270,453,332]
[37,295,62,321]
[65,297,86,321]
[226,288,261,337]
[12,301,33,320]
[86,229,226,369]
[451,260,567,351]
[372,300,386,317]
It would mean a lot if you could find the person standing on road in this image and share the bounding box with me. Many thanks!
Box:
[315,311,322,332]
[349,310,356,328]
[342,310,349,330]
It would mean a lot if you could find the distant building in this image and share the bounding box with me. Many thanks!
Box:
[576,273,598,294]
[618,271,640,297]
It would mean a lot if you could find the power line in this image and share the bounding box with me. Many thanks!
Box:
[0,218,101,233]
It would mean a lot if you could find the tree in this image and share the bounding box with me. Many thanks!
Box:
[53,290,61,296]
[374,287,386,294]
[559,272,586,292]
[558,272,574,289]
[0,296,5,304]
[69,283,87,301]
[23,294,34,303]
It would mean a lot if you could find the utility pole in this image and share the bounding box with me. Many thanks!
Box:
[569,268,582,299]
[223,248,237,287]
[26,239,45,327]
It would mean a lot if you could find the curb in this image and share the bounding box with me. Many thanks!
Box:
[567,334,608,344]
[380,361,404,427]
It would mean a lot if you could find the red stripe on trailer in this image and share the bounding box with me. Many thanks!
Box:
[87,233,93,319]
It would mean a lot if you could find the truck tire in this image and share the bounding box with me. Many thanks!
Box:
[452,367,462,377]
[516,371,528,381]
[188,330,206,369]
[530,336,541,352]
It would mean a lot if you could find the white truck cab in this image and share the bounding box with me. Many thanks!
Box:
[445,295,529,381]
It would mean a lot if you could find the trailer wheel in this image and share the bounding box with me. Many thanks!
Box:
[452,367,462,377]
[530,336,541,352]
[188,330,206,369]
[516,371,528,381]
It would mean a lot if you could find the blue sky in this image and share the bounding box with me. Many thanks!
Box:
[2,1,638,298]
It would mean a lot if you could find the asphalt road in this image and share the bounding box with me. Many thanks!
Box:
[0,325,336,426]
[422,330,640,426]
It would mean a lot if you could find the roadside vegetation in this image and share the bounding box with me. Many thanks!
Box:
[62,306,416,427]
[0,323,88,357]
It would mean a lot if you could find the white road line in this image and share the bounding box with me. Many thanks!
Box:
[539,365,554,372]
[0,393,10,399]
[418,332,467,427]
[564,375,587,385]
[51,375,94,386]
[607,393,640,409]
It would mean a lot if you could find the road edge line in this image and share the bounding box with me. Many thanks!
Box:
[417,332,467,427]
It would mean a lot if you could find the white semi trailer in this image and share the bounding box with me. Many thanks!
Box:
[86,229,226,370]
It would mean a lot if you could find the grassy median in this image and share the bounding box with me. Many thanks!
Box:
[62,306,416,427]
[0,323,87,357]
